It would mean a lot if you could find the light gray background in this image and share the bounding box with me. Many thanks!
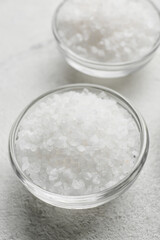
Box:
[1,0,160,239]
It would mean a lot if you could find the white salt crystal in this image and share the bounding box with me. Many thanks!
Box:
[69,140,79,147]
[15,89,140,195]
[84,172,92,181]
[77,145,85,152]
[49,175,58,182]
[49,169,58,181]
[54,181,62,187]
[72,179,85,190]
[57,0,160,62]
[63,169,72,178]
[93,176,101,185]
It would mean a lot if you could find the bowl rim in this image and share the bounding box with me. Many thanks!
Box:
[52,0,160,67]
[9,83,149,203]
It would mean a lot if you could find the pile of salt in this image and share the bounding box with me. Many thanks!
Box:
[57,0,160,63]
[15,89,140,195]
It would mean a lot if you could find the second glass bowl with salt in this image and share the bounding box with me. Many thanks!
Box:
[9,84,149,209]
[52,0,160,78]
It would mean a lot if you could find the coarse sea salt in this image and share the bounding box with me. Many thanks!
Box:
[57,0,160,63]
[15,89,140,195]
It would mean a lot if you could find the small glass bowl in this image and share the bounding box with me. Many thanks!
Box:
[9,84,149,209]
[52,0,160,78]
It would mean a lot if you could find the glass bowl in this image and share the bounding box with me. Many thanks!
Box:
[9,84,149,209]
[52,0,160,78]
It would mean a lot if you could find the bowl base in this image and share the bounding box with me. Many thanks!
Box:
[66,57,152,78]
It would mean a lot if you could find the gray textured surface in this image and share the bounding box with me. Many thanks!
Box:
[1,0,160,239]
